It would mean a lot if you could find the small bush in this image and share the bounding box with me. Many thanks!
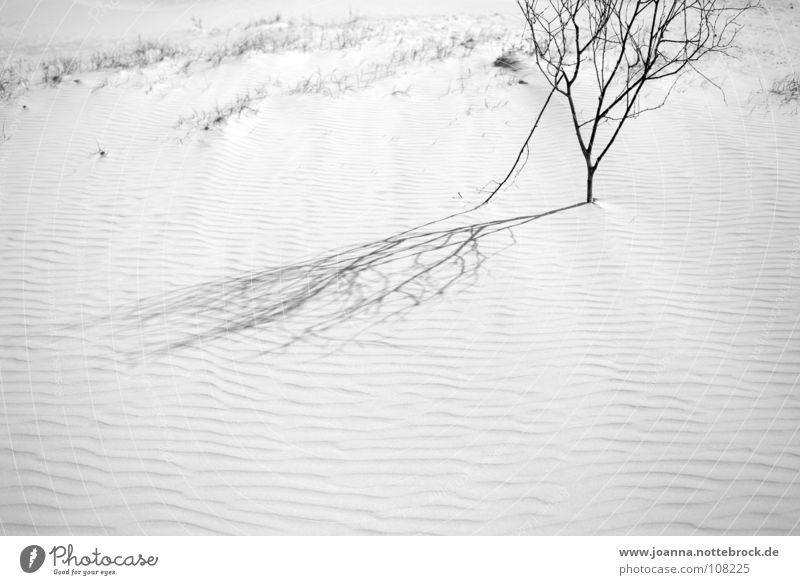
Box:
[0,61,28,99]
[493,50,521,70]
[207,18,381,63]
[244,14,282,29]
[178,89,267,132]
[771,75,800,103]
[41,56,80,85]
[130,39,180,64]
[88,39,182,70]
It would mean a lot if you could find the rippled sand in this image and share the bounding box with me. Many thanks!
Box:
[0,0,798,534]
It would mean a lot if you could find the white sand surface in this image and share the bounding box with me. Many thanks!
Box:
[1,0,799,534]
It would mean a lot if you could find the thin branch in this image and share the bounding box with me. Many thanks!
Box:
[481,84,558,205]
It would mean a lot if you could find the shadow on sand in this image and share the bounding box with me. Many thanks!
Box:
[114,201,587,357]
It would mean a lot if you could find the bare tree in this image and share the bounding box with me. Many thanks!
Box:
[517,0,753,203]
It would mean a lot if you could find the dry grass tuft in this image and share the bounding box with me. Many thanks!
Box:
[493,50,522,70]
[177,88,267,133]
[0,61,29,99]
[41,56,80,85]
[771,75,800,103]
[88,39,182,71]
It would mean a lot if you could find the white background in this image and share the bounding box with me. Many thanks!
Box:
[1,536,798,584]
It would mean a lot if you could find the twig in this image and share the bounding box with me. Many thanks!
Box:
[480,85,557,206]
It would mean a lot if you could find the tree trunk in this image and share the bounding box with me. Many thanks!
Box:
[586,164,596,204]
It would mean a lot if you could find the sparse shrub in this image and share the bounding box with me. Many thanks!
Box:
[210,17,384,62]
[771,75,800,103]
[0,61,28,99]
[230,30,289,55]
[88,39,182,70]
[493,50,521,70]
[243,14,282,29]
[4,14,511,101]
[130,39,180,64]
[178,88,267,132]
[330,28,362,50]
[41,56,80,85]
[287,65,398,97]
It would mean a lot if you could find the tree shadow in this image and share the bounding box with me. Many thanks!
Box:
[114,201,586,357]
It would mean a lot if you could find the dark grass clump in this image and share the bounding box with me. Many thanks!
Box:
[177,89,265,133]
[41,56,80,85]
[493,50,521,70]
[771,75,800,103]
[88,39,182,71]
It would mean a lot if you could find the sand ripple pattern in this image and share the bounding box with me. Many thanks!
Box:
[1,13,799,534]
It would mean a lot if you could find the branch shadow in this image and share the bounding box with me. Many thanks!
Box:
[113,201,586,357]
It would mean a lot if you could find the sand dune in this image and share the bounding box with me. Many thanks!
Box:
[1,1,798,535]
